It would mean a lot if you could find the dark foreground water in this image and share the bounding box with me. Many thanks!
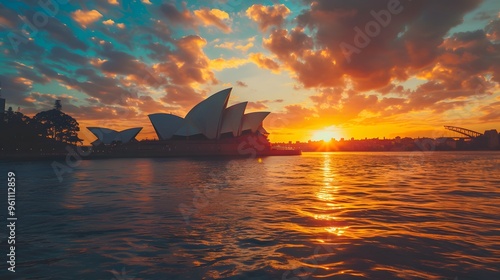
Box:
[1,152,499,280]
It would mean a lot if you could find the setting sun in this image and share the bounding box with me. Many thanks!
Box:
[311,126,343,141]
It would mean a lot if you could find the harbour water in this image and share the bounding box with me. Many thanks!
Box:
[1,151,499,279]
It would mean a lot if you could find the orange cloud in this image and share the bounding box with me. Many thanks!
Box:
[194,8,231,33]
[249,53,280,73]
[486,19,500,42]
[160,4,231,33]
[246,4,291,31]
[209,57,249,71]
[71,9,103,28]
[153,35,218,88]
[214,42,235,49]
[247,101,268,110]
[102,19,115,26]
[102,18,125,29]
[235,39,254,52]
[215,37,255,52]
[479,101,500,121]
[247,99,283,110]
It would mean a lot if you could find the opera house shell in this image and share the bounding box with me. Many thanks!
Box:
[148,88,270,141]
[88,127,142,145]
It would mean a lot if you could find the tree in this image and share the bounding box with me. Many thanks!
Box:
[33,109,82,144]
[0,107,37,147]
[54,100,62,111]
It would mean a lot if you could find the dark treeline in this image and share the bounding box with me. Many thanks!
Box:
[0,101,81,151]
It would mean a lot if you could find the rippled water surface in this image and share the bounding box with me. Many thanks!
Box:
[1,152,500,279]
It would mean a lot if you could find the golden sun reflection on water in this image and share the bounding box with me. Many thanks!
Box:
[314,154,350,237]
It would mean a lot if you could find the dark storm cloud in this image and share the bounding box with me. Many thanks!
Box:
[160,85,205,109]
[144,42,172,61]
[98,47,165,88]
[430,29,500,87]
[42,17,88,51]
[100,49,146,75]
[48,46,88,65]
[33,62,136,106]
[0,74,33,107]
[486,19,500,42]
[6,6,88,52]
[0,3,19,28]
[139,19,174,43]
[159,3,196,27]
[262,0,483,91]
[6,61,50,85]
[254,0,500,125]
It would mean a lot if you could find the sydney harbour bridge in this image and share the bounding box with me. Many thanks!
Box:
[444,126,483,139]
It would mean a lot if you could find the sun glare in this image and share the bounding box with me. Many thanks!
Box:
[311,126,343,141]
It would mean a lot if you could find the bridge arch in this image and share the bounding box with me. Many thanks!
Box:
[444,126,483,138]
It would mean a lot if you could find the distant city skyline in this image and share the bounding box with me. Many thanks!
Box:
[1,0,500,145]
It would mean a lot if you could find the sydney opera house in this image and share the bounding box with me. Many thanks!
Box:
[148,88,270,141]
[87,88,300,157]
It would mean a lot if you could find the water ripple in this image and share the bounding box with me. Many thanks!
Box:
[1,152,499,279]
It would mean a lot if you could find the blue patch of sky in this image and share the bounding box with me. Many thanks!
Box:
[447,0,499,36]
[397,77,427,91]
[216,62,312,107]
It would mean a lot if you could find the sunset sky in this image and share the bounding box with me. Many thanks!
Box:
[1,0,500,143]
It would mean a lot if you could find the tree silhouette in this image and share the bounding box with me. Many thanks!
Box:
[0,107,37,147]
[54,100,62,111]
[33,109,82,144]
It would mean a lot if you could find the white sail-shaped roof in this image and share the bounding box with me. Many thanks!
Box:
[148,113,184,140]
[88,127,142,145]
[182,88,231,139]
[174,120,202,137]
[118,128,142,143]
[220,102,247,136]
[241,112,270,133]
[258,126,269,135]
[88,127,118,145]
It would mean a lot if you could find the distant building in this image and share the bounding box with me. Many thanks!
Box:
[0,97,5,114]
[484,129,499,149]
[0,81,5,114]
